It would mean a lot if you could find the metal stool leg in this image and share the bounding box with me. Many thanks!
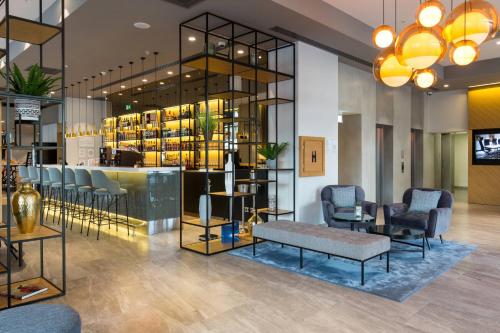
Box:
[125,194,130,236]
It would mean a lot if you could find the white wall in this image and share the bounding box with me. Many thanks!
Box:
[393,87,412,200]
[425,90,468,133]
[296,42,339,224]
[453,132,468,188]
[423,132,436,188]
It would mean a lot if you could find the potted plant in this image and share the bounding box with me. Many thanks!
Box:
[257,142,288,169]
[2,63,60,121]
[197,112,218,141]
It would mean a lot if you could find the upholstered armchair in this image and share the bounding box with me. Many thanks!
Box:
[321,185,377,228]
[383,187,453,244]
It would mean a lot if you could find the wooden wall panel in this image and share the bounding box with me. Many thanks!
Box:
[468,86,500,205]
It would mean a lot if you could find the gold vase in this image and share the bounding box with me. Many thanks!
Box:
[12,182,41,234]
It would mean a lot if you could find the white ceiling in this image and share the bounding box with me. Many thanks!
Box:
[321,0,500,64]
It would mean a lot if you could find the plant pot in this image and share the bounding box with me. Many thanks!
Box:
[12,182,41,234]
[266,159,277,169]
[15,98,41,121]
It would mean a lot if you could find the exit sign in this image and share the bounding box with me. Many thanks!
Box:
[125,104,132,111]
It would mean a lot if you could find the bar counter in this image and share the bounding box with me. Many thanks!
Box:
[51,165,180,234]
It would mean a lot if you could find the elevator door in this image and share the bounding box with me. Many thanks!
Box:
[376,125,393,206]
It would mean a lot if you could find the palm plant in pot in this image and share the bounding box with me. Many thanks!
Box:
[257,142,288,169]
[197,112,218,141]
[2,63,60,121]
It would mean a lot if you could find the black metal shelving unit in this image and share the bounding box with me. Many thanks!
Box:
[179,13,296,255]
[0,0,66,309]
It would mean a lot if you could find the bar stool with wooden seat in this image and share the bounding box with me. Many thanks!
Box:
[89,170,131,240]
[47,168,63,224]
[74,169,94,233]
[18,165,31,183]
[64,168,78,229]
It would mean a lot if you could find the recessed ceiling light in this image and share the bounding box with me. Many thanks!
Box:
[496,40,500,45]
[185,74,191,78]
[138,87,143,91]
[100,71,106,75]
[50,91,55,95]
[133,100,139,103]
[167,71,173,75]
[258,55,262,59]
[134,22,151,29]
[64,64,69,68]
[160,82,165,85]
[142,78,148,82]
[237,49,244,54]
[118,93,123,96]
[188,36,196,42]
[87,95,92,98]
[103,90,108,94]
[443,84,449,88]
[120,85,126,89]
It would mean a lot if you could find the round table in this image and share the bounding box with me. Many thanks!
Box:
[332,212,375,231]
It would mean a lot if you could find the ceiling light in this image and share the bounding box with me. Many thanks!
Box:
[120,85,126,89]
[443,84,450,88]
[142,78,148,82]
[100,71,106,75]
[372,25,396,48]
[414,69,437,89]
[118,93,123,96]
[258,55,262,59]
[64,64,69,68]
[133,100,138,103]
[395,24,446,69]
[103,90,108,94]
[416,0,445,28]
[373,48,413,88]
[185,74,191,78]
[50,91,55,95]
[167,71,173,75]
[449,40,479,66]
[87,95,92,99]
[237,49,245,54]
[160,82,165,85]
[134,22,151,29]
[496,40,500,45]
[137,87,142,91]
[188,36,196,42]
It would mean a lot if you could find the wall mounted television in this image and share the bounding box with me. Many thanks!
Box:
[472,129,500,165]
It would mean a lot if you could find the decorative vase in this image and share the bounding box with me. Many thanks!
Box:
[199,194,212,226]
[266,159,276,169]
[15,98,41,121]
[225,153,234,195]
[12,182,41,234]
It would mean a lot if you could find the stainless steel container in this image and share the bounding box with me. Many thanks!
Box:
[249,183,258,194]
[237,184,249,193]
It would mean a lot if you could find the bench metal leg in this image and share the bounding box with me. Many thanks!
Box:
[386,251,390,272]
[328,254,330,259]
[361,261,365,286]
[439,235,444,244]
[299,248,303,269]
[253,237,256,256]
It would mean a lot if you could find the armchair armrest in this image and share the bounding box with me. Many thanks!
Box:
[321,200,335,225]
[383,203,408,225]
[428,207,452,238]
[362,200,377,222]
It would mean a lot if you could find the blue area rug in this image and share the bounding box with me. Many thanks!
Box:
[229,239,476,302]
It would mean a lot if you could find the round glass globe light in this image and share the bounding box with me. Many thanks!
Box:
[373,48,414,87]
[449,40,479,66]
[372,25,396,48]
[395,24,446,69]
[414,69,437,89]
[417,0,446,28]
[443,0,498,45]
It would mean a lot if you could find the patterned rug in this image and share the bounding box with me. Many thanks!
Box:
[229,238,476,302]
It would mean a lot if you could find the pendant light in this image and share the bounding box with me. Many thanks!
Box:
[449,0,480,65]
[417,0,446,28]
[444,0,498,45]
[70,84,76,137]
[84,78,91,136]
[372,0,396,48]
[395,23,447,69]
[373,47,414,87]
[414,68,438,88]
[77,81,83,137]
[91,75,96,136]
[64,86,70,138]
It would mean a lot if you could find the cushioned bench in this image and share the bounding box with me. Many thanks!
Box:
[252,221,391,285]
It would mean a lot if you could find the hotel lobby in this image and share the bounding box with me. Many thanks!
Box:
[1,0,500,332]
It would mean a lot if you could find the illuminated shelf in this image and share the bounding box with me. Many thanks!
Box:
[0,277,62,309]
[0,16,60,45]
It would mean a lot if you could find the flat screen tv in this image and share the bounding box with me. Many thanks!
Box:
[472,129,500,165]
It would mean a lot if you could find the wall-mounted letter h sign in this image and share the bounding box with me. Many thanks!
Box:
[299,136,325,177]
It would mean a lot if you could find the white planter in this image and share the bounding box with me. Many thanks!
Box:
[266,159,277,169]
[15,98,41,121]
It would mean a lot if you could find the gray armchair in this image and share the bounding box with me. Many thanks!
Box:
[321,185,377,228]
[383,187,453,242]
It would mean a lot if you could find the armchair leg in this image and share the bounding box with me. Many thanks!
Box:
[425,237,431,250]
[439,235,444,244]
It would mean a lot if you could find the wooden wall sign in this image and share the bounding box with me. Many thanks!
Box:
[299,136,325,177]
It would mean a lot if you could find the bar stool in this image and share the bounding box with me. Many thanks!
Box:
[47,168,63,224]
[27,166,39,185]
[73,169,94,232]
[18,166,31,183]
[64,168,78,229]
[89,170,131,240]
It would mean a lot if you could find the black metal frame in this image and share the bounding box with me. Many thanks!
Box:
[179,13,296,255]
[0,0,66,310]
[252,238,390,286]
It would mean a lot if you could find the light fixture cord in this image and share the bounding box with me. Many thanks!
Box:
[84,78,88,133]
[91,76,95,133]
[78,82,81,132]
[130,61,134,106]
[464,0,467,40]
[71,84,74,133]
[394,0,397,32]
[382,0,385,24]
[119,65,123,105]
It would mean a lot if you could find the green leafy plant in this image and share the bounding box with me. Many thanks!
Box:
[257,142,288,160]
[1,63,60,96]
[197,112,218,139]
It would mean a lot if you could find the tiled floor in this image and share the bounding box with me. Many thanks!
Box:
[3,195,500,332]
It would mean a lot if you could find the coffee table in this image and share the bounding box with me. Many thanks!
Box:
[332,212,375,231]
[368,224,426,258]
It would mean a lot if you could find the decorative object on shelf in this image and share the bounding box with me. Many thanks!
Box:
[225,153,234,195]
[237,184,249,193]
[299,136,325,177]
[373,47,413,87]
[246,208,264,235]
[249,169,256,180]
[373,0,396,48]
[1,64,60,121]
[249,183,259,194]
[199,179,212,226]
[11,181,41,234]
[373,0,499,88]
[414,68,438,88]
[355,200,363,218]
[221,221,239,243]
[257,142,288,169]
[197,111,218,141]
[268,195,277,212]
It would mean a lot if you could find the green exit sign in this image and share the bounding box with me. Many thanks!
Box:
[125,104,132,111]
